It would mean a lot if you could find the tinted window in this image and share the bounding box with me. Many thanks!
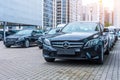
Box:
[15,30,33,35]
[48,29,56,34]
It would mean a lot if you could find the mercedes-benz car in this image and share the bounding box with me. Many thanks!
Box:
[38,28,63,49]
[4,29,43,48]
[103,27,115,50]
[42,22,110,64]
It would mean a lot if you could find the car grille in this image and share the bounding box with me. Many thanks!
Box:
[51,41,84,48]
[6,38,18,42]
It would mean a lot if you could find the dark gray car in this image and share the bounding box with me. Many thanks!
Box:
[42,22,110,64]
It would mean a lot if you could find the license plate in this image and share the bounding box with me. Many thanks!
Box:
[7,41,15,44]
[57,49,75,55]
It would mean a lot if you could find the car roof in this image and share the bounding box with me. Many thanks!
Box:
[70,21,100,24]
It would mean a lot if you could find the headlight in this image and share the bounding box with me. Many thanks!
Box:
[18,37,24,41]
[44,39,51,46]
[84,39,99,48]
[38,37,42,42]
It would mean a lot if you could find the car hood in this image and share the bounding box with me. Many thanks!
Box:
[6,34,30,39]
[50,32,99,41]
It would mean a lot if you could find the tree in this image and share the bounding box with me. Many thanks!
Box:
[104,22,112,27]
[0,25,3,29]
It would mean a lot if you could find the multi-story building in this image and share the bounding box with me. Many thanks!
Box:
[42,0,82,28]
[43,0,54,28]
[114,0,120,27]
[56,0,69,25]
[104,7,113,26]
[82,0,104,25]
[56,0,82,26]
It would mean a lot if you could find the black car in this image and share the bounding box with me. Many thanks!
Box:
[38,28,60,49]
[38,25,66,49]
[0,29,19,41]
[42,22,110,64]
[104,28,116,48]
[0,29,4,40]
[4,29,43,48]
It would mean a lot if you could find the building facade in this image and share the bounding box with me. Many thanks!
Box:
[114,0,120,27]
[55,0,82,26]
[104,7,113,26]
[81,0,104,25]
[43,0,54,28]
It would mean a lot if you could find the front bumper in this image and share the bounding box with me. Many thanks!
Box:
[4,41,25,46]
[43,44,100,60]
[37,41,43,48]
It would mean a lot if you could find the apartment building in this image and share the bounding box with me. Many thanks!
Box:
[114,0,120,27]
[82,0,104,25]
[56,0,82,26]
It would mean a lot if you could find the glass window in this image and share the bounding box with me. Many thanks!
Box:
[62,22,98,33]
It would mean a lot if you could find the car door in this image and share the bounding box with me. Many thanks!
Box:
[30,30,43,42]
[99,23,108,48]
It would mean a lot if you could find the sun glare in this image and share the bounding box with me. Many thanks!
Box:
[82,0,114,11]
[102,0,114,11]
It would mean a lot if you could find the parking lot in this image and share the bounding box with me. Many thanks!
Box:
[0,39,120,80]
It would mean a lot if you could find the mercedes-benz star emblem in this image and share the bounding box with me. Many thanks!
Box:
[63,41,70,49]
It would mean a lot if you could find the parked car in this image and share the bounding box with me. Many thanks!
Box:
[38,24,66,49]
[0,29,4,40]
[4,29,43,48]
[103,27,115,49]
[0,29,20,41]
[42,22,110,64]
[118,30,120,37]
[108,26,119,42]
[38,28,61,49]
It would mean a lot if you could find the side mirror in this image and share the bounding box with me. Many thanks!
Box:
[56,29,60,33]
[31,32,36,36]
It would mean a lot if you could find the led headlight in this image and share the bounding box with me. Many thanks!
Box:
[18,37,25,41]
[44,39,51,46]
[84,39,99,48]
[38,37,42,42]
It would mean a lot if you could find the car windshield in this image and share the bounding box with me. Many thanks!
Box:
[62,22,98,33]
[48,29,57,34]
[15,30,33,35]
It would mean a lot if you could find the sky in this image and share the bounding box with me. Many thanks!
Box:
[82,0,114,10]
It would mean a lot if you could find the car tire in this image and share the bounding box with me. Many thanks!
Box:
[0,34,3,41]
[44,57,55,62]
[38,45,43,49]
[98,45,104,64]
[5,45,11,48]
[105,48,110,55]
[24,40,30,48]
[105,42,110,55]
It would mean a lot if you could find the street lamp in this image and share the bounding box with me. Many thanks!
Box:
[90,7,93,21]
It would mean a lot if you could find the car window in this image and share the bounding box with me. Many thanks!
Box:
[48,29,56,34]
[62,22,98,33]
[95,25,100,31]
[32,30,43,35]
[15,30,33,35]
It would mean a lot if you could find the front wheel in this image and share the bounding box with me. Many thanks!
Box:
[5,45,11,48]
[44,57,55,62]
[105,42,110,55]
[24,40,30,48]
[0,34,3,40]
[97,45,104,64]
